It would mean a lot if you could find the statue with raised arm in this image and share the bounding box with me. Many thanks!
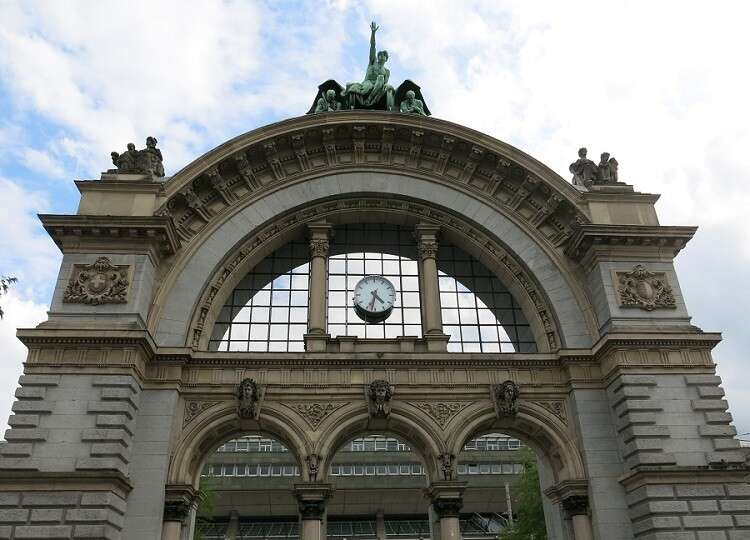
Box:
[341,21,395,110]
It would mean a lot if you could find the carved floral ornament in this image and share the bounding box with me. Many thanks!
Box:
[414,401,472,429]
[183,400,221,427]
[616,264,676,311]
[63,257,130,305]
[282,401,348,430]
[186,197,561,351]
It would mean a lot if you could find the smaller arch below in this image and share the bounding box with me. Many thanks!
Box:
[314,403,446,485]
[168,403,311,488]
[446,402,586,485]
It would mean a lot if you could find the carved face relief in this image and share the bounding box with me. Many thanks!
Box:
[493,380,519,418]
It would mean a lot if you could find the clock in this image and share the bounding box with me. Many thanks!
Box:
[353,275,396,323]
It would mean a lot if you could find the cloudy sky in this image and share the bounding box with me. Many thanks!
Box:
[0,0,748,436]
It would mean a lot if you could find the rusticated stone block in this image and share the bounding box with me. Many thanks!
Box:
[675,485,725,498]
[75,457,127,474]
[92,376,140,393]
[87,401,135,420]
[8,414,40,427]
[0,494,20,507]
[726,484,750,497]
[705,412,733,424]
[94,415,134,436]
[14,525,73,538]
[0,526,10,539]
[15,387,46,400]
[18,375,60,387]
[684,375,722,386]
[623,438,666,457]
[81,429,131,445]
[627,485,675,505]
[72,524,120,539]
[4,429,48,442]
[707,451,745,464]
[632,516,681,534]
[682,515,733,529]
[0,443,33,456]
[30,508,64,522]
[11,401,52,414]
[697,386,725,398]
[699,425,737,437]
[691,399,728,411]
[689,500,719,513]
[23,492,79,507]
[631,500,689,519]
[719,499,750,512]
[0,508,29,522]
[80,493,126,514]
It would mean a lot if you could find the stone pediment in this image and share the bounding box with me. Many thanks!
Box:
[154,113,589,249]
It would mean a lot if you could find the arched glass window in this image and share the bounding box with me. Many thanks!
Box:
[437,244,536,353]
[209,240,310,352]
[209,224,537,353]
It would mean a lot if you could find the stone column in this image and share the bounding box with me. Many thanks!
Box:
[414,224,449,352]
[225,510,240,540]
[562,495,593,540]
[376,508,386,540]
[295,483,333,540]
[305,222,332,352]
[425,481,466,540]
[161,486,198,540]
[504,482,513,524]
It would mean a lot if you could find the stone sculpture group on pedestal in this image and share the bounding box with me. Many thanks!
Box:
[569,147,620,187]
[307,21,431,117]
[110,136,165,177]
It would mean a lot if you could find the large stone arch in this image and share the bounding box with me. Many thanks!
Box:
[150,175,596,350]
[147,112,597,349]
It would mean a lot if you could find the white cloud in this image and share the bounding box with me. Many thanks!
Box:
[0,178,61,301]
[0,0,748,437]
[0,292,48,437]
[20,147,67,180]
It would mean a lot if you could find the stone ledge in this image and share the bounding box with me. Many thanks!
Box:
[0,471,132,499]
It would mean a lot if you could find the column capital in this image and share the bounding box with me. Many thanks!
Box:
[163,484,199,523]
[561,494,590,517]
[307,220,333,239]
[425,480,466,518]
[294,482,334,520]
[414,223,440,260]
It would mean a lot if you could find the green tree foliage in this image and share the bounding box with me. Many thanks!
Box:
[0,276,17,319]
[498,448,547,540]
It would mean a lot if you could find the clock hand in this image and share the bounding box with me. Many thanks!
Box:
[373,292,385,304]
[368,289,378,310]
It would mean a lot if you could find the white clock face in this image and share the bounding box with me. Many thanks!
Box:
[353,275,396,321]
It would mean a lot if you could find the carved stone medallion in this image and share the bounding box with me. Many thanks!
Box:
[183,400,221,427]
[284,402,348,430]
[616,265,676,311]
[63,257,130,305]
[414,401,472,429]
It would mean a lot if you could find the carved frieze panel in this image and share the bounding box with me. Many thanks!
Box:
[532,400,567,424]
[183,400,221,427]
[63,257,130,305]
[282,401,348,430]
[414,401,472,429]
[616,265,676,311]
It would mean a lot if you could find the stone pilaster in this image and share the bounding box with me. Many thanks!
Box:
[305,222,332,352]
[414,223,449,352]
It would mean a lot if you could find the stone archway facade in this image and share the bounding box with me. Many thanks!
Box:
[0,112,746,540]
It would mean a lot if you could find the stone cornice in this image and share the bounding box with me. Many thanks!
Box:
[565,223,697,263]
[39,214,181,264]
[152,113,590,251]
[620,467,749,492]
[0,470,133,498]
[75,179,166,195]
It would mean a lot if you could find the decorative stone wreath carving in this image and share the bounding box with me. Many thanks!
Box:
[63,257,130,305]
[414,401,472,429]
[616,264,676,311]
[282,401,348,430]
[186,198,561,351]
[183,400,221,427]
